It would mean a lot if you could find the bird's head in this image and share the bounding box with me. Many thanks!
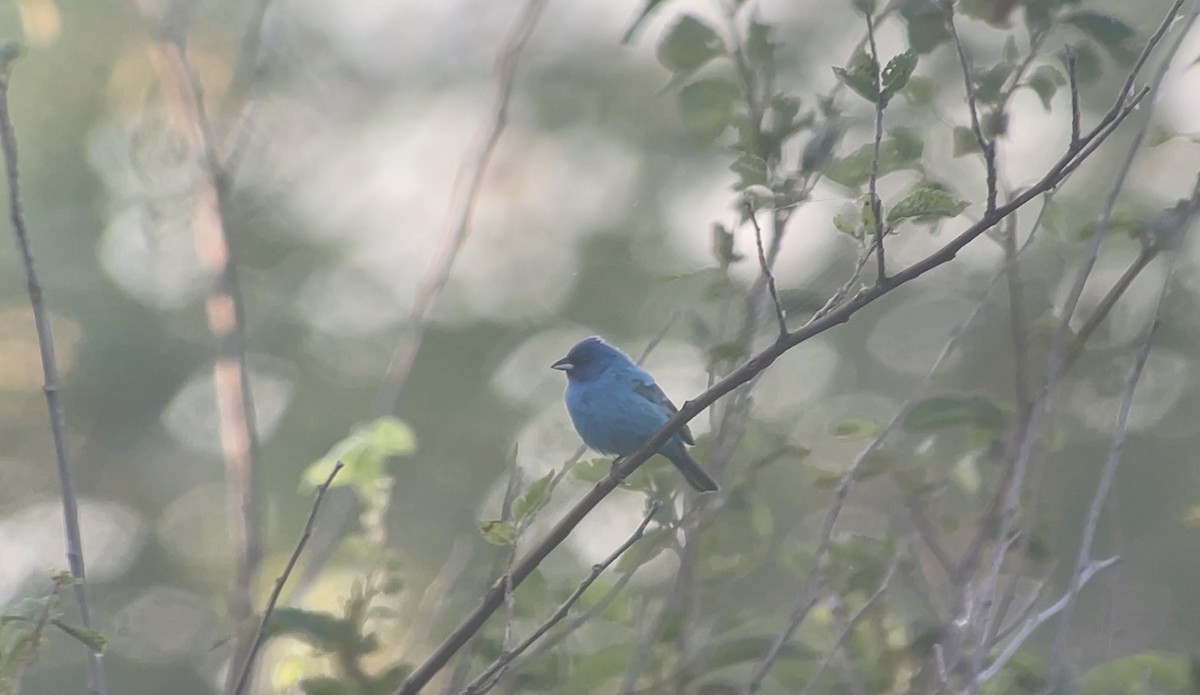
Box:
[550,336,627,383]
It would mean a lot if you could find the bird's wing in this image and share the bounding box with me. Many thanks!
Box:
[632,376,694,445]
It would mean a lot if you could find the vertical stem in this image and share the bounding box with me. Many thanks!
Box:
[0,46,108,695]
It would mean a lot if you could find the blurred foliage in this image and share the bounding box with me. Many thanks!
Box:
[2,0,1200,694]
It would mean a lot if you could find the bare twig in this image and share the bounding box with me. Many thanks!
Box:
[0,44,108,695]
[864,8,888,282]
[1065,47,1081,147]
[460,503,661,695]
[392,21,1160,691]
[231,462,344,695]
[375,0,549,414]
[1045,179,1199,687]
[741,232,1006,695]
[970,557,1119,688]
[965,2,1195,686]
[798,559,898,695]
[942,0,997,214]
[144,29,264,694]
[744,201,788,337]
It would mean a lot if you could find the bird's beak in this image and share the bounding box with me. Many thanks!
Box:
[550,357,573,371]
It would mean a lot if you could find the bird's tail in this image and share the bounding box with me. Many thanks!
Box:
[665,447,719,493]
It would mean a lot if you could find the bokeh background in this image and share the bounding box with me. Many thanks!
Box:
[3,0,1200,692]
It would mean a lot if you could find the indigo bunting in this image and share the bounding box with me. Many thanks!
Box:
[551,336,719,492]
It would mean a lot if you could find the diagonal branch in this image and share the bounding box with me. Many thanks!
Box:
[231,462,344,695]
[375,0,549,415]
[391,9,1168,691]
[459,503,661,695]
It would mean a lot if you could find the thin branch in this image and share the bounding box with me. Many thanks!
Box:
[864,8,888,282]
[798,559,898,695]
[1061,244,1160,370]
[392,25,1160,691]
[1065,47,1081,147]
[459,503,661,695]
[144,28,264,694]
[965,1,1195,685]
[375,0,549,414]
[969,556,1119,689]
[942,0,997,214]
[1045,188,1198,687]
[0,44,108,695]
[745,201,788,337]
[741,229,1002,695]
[231,462,344,695]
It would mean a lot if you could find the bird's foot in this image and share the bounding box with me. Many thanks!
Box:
[610,457,627,483]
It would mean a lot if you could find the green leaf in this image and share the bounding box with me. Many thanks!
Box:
[824,129,925,188]
[1027,64,1066,110]
[51,622,106,652]
[572,457,610,483]
[903,74,936,106]
[479,519,518,545]
[974,61,1015,104]
[299,676,355,695]
[303,417,415,494]
[952,126,981,157]
[616,528,672,573]
[512,471,555,522]
[902,393,1006,433]
[982,110,1008,138]
[656,15,725,75]
[1069,41,1103,84]
[900,0,952,54]
[833,52,880,103]
[799,122,844,175]
[745,20,775,68]
[1079,651,1193,695]
[679,77,740,136]
[880,50,918,105]
[852,0,877,15]
[886,185,969,226]
[367,417,417,456]
[730,152,769,189]
[1064,11,1136,52]
[621,0,672,44]
[831,418,880,440]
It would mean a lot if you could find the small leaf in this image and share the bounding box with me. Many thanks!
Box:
[800,122,844,175]
[886,185,969,226]
[833,52,880,103]
[952,126,982,157]
[852,0,877,15]
[51,621,106,652]
[479,519,518,546]
[1028,64,1066,110]
[982,110,1008,138]
[512,471,555,523]
[656,15,725,75]
[974,62,1014,104]
[572,458,610,483]
[903,74,936,105]
[745,20,775,68]
[678,77,740,136]
[299,676,355,695]
[621,0,671,44]
[1064,11,1136,53]
[900,0,952,54]
[1069,41,1103,84]
[880,50,918,105]
[824,129,925,188]
[367,417,417,457]
[831,418,879,440]
[903,393,1006,433]
[616,528,672,573]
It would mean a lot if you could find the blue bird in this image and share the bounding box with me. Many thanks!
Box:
[551,336,719,493]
